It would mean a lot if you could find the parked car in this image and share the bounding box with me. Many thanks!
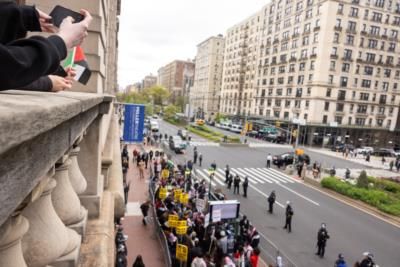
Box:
[177,129,188,140]
[373,148,397,157]
[169,136,187,153]
[229,124,243,133]
[272,152,311,166]
[355,146,374,155]
[219,121,231,130]
[331,143,354,152]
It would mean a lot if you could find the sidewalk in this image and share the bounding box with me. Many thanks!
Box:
[308,148,399,171]
[122,144,165,267]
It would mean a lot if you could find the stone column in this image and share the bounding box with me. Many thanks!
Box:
[52,156,87,235]
[69,146,88,195]
[79,116,104,218]
[0,215,29,267]
[21,173,80,267]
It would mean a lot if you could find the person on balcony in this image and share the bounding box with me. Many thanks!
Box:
[0,1,92,90]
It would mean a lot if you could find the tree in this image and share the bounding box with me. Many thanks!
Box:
[214,112,226,123]
[357,170,369,188]
[174,95,185,112]
[143,85,170,106]
[164,104,179,120]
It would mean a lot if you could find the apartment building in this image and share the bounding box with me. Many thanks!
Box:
[142,74,157,90]
[220,11,262,117]
[157,60,195,98]
[191,35,225,119]
[220,0,400,147]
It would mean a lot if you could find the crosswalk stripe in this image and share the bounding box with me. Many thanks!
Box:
[196,169,216,186]
[214,171,227,184]
[198,169,224,186]
[243,168,273,183]
[229,168,253,183]
[266,167,296,183]
[256,168,288,183]
[250,168,284,183]
[233,168,264,184]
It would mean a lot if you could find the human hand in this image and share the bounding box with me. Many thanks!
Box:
[57,9,92,49]
[65,67,76,82]
[49,75,72,92]
[36,8,56,33]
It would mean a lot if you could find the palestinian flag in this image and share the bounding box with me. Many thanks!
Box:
[63,46,92,85]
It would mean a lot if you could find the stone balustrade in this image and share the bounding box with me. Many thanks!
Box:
[0,91,124,267]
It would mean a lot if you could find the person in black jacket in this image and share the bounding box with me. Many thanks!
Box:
[316,223,330,258]
[233,174,241,194]
[268,190,276,214]
[242,176,249,197]
[0,1,92,90]
[283,201,293,233]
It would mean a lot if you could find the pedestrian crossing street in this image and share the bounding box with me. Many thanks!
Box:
[189,141,220,147]
[194,167,296,186]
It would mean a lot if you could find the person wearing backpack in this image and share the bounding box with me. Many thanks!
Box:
[334,254,347,267]
[242,176,249,197]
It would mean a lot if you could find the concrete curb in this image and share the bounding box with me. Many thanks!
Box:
[219,142,249,147]
[303,177,400,227]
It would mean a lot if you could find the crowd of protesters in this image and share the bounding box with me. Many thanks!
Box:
[149,154,263,267]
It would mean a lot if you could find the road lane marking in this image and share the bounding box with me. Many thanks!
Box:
[232,168,262,184]
[278,182,320,206]
[257,168,288,183]
[251,168,283,184]
[196,169,216,186]
[247,184,285,208]
[244,168,273,183]
[267,167,298,183]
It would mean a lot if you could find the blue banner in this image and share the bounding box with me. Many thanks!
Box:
[123,104,145,142]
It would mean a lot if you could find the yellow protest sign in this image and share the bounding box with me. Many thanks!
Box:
[295,148,304,155]
[176,244,188,261]
[180,193,189,204]
[177,220,187,227]
[174,189,182,202]
[161,169,169,179]
[159,187,167,199]
[176,225,187,235]
[168,214,178,228]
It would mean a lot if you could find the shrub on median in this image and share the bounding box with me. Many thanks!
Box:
[186,125,220,142]
[321,177,400,216]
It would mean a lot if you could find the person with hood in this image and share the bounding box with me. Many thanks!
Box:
[268,190,276,214]
[316,223,330,258]
[334,254,347,267]
[283,201,294,233]
[242,176,249,197]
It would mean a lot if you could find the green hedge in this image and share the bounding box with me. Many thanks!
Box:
[186,126,220,142]
[321,177,400,216]
[227,136,241,143]
[165,118,186,127]
[367,176,400,197]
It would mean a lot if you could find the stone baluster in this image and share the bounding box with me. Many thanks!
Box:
[0,215,29,267]
[21,170,81,267]
[69,146,88,195]
[52,155,88,237]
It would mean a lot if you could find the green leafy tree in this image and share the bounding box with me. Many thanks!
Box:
[143,85,170,106]
[357,170,369,189]
[164,104,179,120]
[214,112,226,123]
[173,95,185,112]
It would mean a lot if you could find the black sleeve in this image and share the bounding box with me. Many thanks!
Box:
[0,35,67,90]
[0,2,41,43]
[17,76,52,92]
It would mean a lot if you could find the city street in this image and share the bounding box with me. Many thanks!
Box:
[158,119,400,267]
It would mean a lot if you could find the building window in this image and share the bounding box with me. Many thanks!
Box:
[342,63,350,72]
[355,118,366,126]
[346,35,354,45]
[333,33,339,43]
[322,115,328,124]
[337,3,343,14]
[361,79,371,88]
[330,61,336,70]
[335,116,343,124]
[350,7,359,17]
[324,101,330,111]
[336,103,344,111]
[340,77,348,87]
[326,88,332,97]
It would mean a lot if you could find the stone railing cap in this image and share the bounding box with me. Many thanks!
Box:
[0,90,112,155]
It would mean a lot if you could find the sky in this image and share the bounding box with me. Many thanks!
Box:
[117,0,267,88]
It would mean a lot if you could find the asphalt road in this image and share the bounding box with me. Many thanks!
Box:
[157,120,400,267]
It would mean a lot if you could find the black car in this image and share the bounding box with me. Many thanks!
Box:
[272,152,311,166]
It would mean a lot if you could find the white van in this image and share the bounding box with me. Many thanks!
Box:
[220,121,230,130]
[150,120,159,133]
[229,124,243,133]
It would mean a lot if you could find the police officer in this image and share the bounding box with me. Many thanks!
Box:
[242,176,249,197]
[283,201,293,233]
[268,190,276,214]
[316,223,330,258]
